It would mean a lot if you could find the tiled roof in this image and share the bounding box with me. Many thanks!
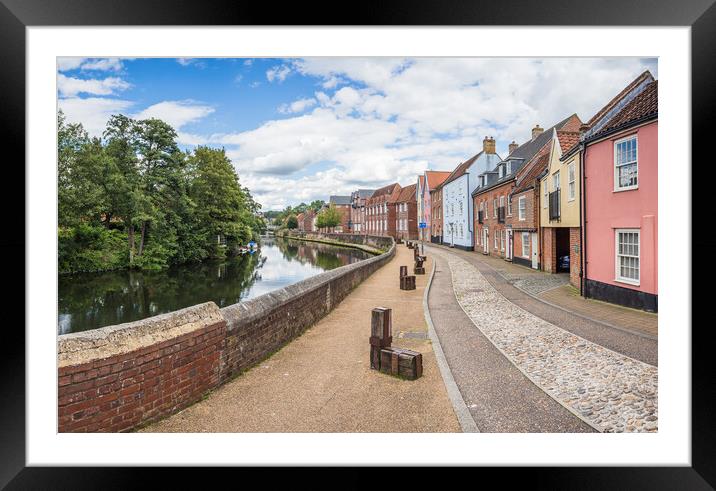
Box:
[353,189,376,199]
[397,183,417,202]
[508,113,582,162]
[441,152,481,187]
[370,183,399,199]
[513,145,551,195]
[581,71,655,142]
[557,130,581,155]
[388,184,403,202]
[593,80,658,137]
[329,195,351,205]
[425,170,452,189]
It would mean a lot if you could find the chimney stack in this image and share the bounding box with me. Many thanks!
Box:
[483,136,496,154]
[531,124,544,140]
[508,140,519,154]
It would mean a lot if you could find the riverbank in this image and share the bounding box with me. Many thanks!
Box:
[142,243,460,432]
[276,230,387,255]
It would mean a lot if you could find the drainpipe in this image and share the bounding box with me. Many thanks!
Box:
[580,142,587,298]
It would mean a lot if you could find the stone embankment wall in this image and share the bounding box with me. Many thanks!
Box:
[57,234,395,432]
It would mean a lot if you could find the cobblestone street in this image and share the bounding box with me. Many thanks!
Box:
[427,246,658,433]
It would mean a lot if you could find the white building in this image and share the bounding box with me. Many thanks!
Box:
[441,137,501,250]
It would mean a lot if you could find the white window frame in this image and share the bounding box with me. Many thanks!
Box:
[568,161,576,201]
[493,198,497,217]
[518,196,526,221]
[506,161,511,175]
[614,134,639,192]
[507,196,512,216]
[494,230,498,249]
[552,170,561,190]
[614,228,640,286]
[543,179,549,208]
[521,232,530,258]
[500,230,505,251]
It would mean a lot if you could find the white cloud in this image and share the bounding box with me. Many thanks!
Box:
[133,100,215,131]
[266,65,291,83]
[278,97,317,114]
[58,97,134,137]
[57,57,125,72]
[243,59,253,66]
[57,73,131,97]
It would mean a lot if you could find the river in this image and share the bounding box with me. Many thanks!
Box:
[58,236,374,334]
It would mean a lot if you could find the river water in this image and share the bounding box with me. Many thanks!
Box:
[58,236,373,334]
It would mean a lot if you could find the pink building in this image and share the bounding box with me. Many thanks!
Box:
[576,73,657,311]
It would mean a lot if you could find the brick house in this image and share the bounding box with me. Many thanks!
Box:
[395,183,418,241]
[366,183,401,238]
[349,189,375,234]
[509,145,551,269]
[296,212,305,231]
[418,170,451,243]
[576,72,658,311]
[301,210,316,232]
[328,195,352,233]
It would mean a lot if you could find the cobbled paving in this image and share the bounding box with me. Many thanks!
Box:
[431,248,658,433]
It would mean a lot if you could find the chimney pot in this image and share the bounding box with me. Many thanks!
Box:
[483,135,496,154]
[531,124,544,140]
[508,140,519,154]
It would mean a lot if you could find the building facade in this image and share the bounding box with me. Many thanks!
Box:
[579,73,658,311]
[366,183,401,238]
[539,130,583,286]
[430,186,444,244]
[441,137,501,250]
[349,189,375,234]
[328,195,352,233]
[418,170,451,243]
[395,183,418,240]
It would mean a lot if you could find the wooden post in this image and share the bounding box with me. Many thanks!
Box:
[414,257,425,275]
[370,307,392,370]
[379,347,423,379]
[400,275,416,290]
[399,265,408,278]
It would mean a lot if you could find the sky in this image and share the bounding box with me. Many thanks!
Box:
[57,57,657,211]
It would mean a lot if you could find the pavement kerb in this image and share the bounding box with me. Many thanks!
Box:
[432,246,606,433]
[434,243,658,342]
[422,257,480,433]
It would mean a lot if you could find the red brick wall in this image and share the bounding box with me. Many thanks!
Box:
[543,227,557,273]
[58,320,225,433]
[570,227,582,288]
[473,180,513,258]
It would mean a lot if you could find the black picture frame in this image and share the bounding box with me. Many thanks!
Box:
[2,0,713,487]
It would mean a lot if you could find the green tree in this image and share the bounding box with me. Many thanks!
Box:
[286,215,298,229]
[315,204,342,231]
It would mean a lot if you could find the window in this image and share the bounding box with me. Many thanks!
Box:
[459,201,463,215]
[499,196,505,208]
[615,229,640,284]
[568,162,576,201]
[493,199,497,217]
[543,180,549,208]
[507,197,512,216]
[501,230,505,251]
[494,230,498,249]
[518,196,526,221]
[615,136,638,190]
[485,200,488,216]
[499,165,504,178]
[459,223,463,238]
[522,232,530,258]
[506,161,511,175]
[553,170,560,190]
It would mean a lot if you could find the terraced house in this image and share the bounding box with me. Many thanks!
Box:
[395,183,418,241]
[417,170,451,242]
[366,182,401,238]
[539,128,583,285]
[441,136,501,250]
[349,189,375,234]
[328,195,352,233]
[575,71,658,312]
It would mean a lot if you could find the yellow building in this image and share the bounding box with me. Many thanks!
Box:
[539,127,582,286]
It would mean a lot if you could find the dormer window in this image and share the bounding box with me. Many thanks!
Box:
[499,165,504,178]
[506,161,512,175]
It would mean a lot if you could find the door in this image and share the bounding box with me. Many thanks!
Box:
[483,228,489,254]
[531,232,539,269]
[506,229,513,260]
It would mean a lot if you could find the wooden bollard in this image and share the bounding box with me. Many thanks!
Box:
[414,257,425,275]
[379,347,423,380]
[400,275,416,290]
[370,307,393,369]
[399,265,408,278]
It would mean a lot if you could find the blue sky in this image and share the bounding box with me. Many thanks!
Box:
[58,57,657,210]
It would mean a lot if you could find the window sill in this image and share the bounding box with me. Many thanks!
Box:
[613,186,638,193]
[615,278,640,287]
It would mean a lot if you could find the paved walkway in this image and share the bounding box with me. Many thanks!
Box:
[142,245,460,433]
[427,246,658,433]
[431,245,657,366]
[456,246,658,339]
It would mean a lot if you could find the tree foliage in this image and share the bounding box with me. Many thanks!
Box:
[58,110,264,273]
[315,204,342,230]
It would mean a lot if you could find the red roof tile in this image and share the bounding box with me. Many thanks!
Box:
[557,130,581,154]
[597,80,658,135]
[397,183,417,202]
[583,71,654,129]
[425,170,452,189]
[370,182,400,199]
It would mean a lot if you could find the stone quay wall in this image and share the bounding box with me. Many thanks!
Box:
[57,234,395,432]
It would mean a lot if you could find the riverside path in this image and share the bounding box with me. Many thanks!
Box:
[143,244,461,432]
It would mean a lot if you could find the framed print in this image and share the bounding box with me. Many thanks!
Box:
[3,0,714,487]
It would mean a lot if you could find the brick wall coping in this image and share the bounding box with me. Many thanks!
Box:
[57,302,222,368]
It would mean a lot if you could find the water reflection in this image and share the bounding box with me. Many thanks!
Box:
[58,237,372,334]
